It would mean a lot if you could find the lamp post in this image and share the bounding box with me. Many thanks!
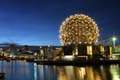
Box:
[112,37,117,52]
[112,37,116,48]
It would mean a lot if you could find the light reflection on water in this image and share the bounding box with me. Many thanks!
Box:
[0,61,119,80]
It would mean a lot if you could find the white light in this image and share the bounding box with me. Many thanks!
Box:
[10,55,15,58]
[10,55,13,57]
[112,37,117,41]
[64,56,74,61]
[112,36,117,48]
[79,42,82,44]
[34,52,37,56]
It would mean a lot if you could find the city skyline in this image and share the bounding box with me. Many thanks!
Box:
[0,0,120,46]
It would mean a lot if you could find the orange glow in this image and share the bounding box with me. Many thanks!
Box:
[59,14,99,45]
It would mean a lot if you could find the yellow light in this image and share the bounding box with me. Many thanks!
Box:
[87,46,92,55]
[59,14,99,45]
[100,46,104,54]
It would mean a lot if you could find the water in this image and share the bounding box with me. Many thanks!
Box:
[0,61,119,80]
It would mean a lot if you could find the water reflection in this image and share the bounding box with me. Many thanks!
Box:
[110,65,120,80]
[37,65,57,80]
[0,61,119,80]
[34,63,37,80]
[55,65,120,80]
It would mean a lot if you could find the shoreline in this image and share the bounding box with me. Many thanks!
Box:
[0,59,119,66]
[28,60,120,66]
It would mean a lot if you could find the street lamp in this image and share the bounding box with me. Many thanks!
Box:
[112,37,117,48]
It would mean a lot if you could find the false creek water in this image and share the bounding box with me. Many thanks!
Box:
[0,61,119,80]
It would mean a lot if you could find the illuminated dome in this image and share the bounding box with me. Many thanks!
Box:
[59,14,99,46]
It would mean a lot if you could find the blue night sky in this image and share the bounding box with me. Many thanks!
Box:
[0,0,120,46]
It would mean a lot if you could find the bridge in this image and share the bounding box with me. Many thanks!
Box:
[98,36,120,56]
[98,36,114,46]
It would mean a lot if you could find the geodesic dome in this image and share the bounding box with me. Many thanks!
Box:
[59,14,99,46]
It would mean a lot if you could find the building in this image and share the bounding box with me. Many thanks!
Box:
[61,43,112,60]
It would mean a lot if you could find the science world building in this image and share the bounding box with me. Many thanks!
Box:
[59,14,112,60]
